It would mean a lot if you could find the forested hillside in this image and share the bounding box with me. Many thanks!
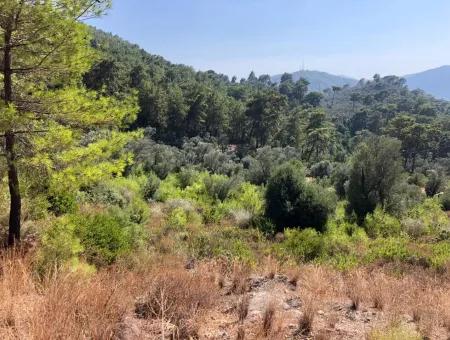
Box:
[84,29,450,175]
[0,4,449,339]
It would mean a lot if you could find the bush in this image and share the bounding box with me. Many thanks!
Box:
[347,136,403,224]
[73,210,146,267]
[203,174,240,202]
[48,191,77,216]
[425,169,445,197]
[331,163,350,199]
[406,199,450,237]
[364,208,402,238]
[188,226,261,264]
[365,237,412,263]
[167,207,189,229]
[227,182,265,215]
[440,189,450,211]
[265,162,336,232]
[275,228,324,262]
[37,217,84,273]
[310,160,333,179]
[142,172,160,200]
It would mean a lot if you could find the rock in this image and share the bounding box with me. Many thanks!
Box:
[317,310,325,315]
[285,297,302,309]
[248,276,268,290]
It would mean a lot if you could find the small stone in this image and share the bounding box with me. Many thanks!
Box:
[317,310,325,315]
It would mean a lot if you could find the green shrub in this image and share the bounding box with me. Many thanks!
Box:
[407,172,426,187]
[37,216,84,272]
[177,167,199,189]
[425,169,445,197]
[48,191,77,215]
[167,207,189,229]
[407,199,449,237]
[142,172,160,200]
[275,228,324,262]
[73,210,145,267]
[203,174,240,201]
[331,163,350,199]
[429,242,450,271]
[310,160,333,179]
[440,189,450,211]
[157,171,264,225]
[253,216,277,236]
[265,162,336,232]
[229,182,264,215]
[188,226,261,264]
[365,237,412,263]
[364,208,402,238]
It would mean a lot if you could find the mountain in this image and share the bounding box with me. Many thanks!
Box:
[404,66,450,100]
[271,70,358,92]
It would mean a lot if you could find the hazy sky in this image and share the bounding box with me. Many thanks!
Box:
[91,0,450,79]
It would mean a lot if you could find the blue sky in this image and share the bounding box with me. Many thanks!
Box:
[91,0,450,79]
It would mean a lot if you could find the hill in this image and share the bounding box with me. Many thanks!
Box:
[271,70,358,91]
[405,65,450,100]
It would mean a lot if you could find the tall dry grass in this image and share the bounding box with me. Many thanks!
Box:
[0,252,220,340]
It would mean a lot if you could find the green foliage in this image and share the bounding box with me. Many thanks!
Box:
[274,229,324,262]
[37,217,85,273]
[203,174,240,202]
[425,169,445,197]
[86,176,150,224]
[364,208,403,238]
[188,226,263,264]
[310,160,333,179]
[265,162,336,232]
[142,172,161,200]
[48,191,77,216]
[406,198,450,238]
[73,210,144,267]
[441,188,450,211]
[365,237,412,263]
[429,242,450,270]
[156,171,264,224]
[167,207,189,230]
[347,136,404,223]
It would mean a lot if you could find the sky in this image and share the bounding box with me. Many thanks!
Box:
[91,0,450,79]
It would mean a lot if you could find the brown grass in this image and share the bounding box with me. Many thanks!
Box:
[296,296,316,336]
[230,263,250,295]
[0,250,449,339]
[236,325,246,340]
[0,253,220,340]
[237,294,250,322]
[262,300,276,337]
[134,264,218,338]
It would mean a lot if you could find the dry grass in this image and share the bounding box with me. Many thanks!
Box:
[296,296,316,336]
[230,263,250,295]
[236,325,246,340]
[0,253,220,340]
[262,300,277,337]
[0,254,132,340]
[237,294,250,322]
[134,263,218,338]
[0,250,449,339]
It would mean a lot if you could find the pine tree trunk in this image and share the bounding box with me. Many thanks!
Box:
[3,26,22,246]
[5,132,21,246]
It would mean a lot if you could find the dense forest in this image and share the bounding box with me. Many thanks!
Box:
[0,2,449,339]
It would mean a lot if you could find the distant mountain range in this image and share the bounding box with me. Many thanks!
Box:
[404,65,450,100]
[271,70,358,92]
[272,66,450,100]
